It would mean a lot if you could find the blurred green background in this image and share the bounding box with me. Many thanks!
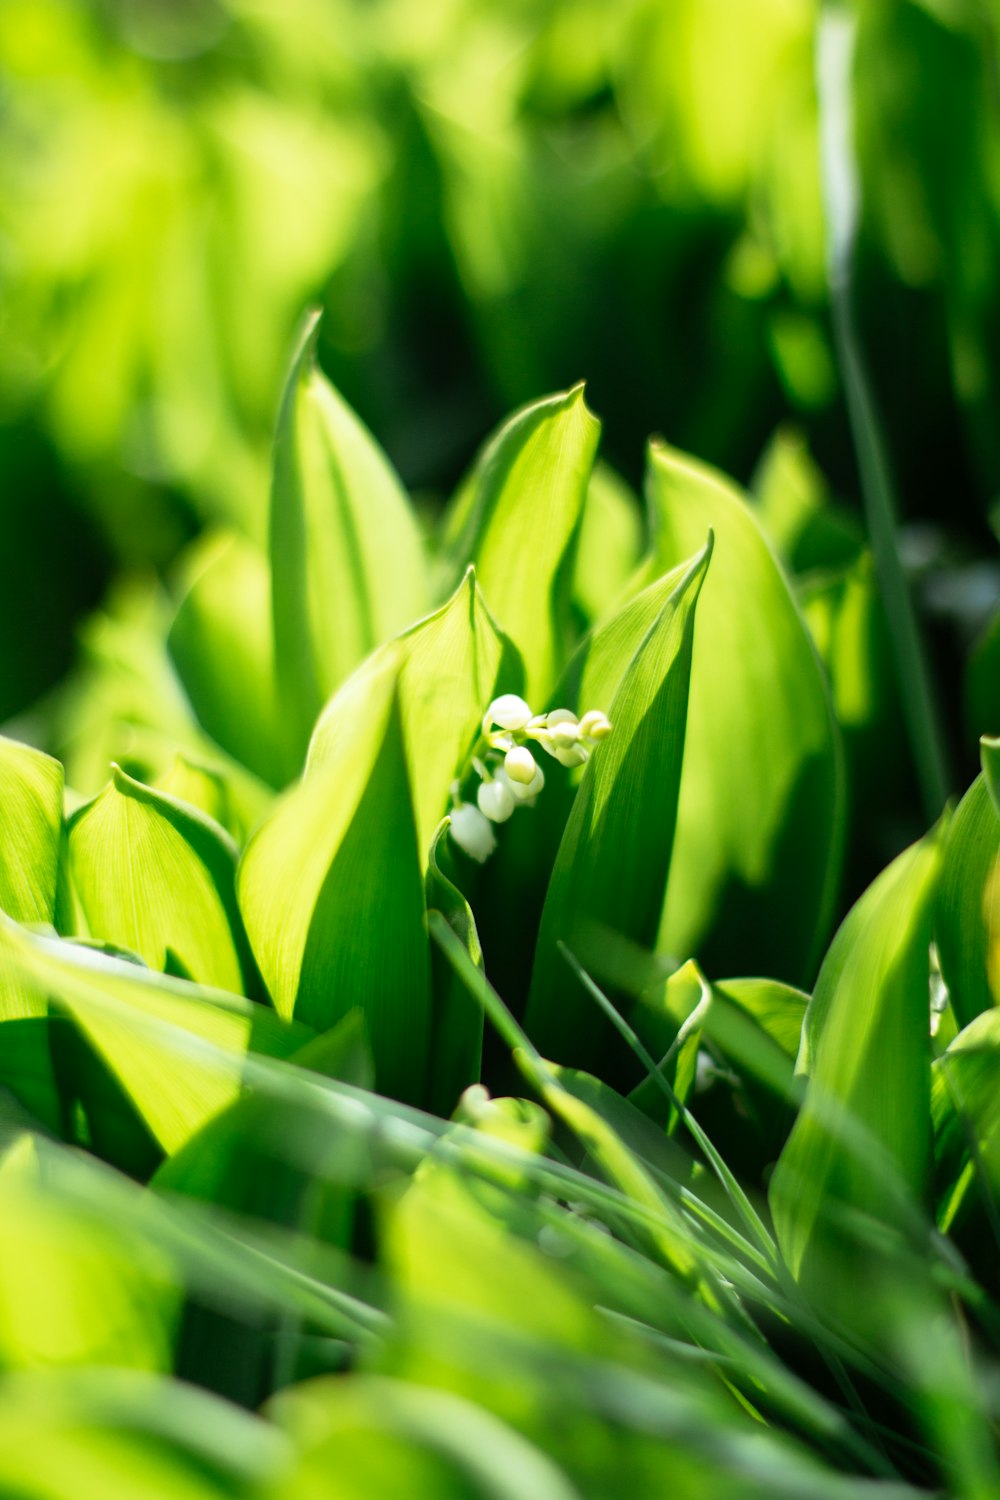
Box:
[2,0,999,789]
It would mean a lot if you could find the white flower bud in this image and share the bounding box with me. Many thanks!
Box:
[486,694,533,731]
[507,761,544,802]
[477,777,515,823]
[578,709,612,741]
[449,804,497,862]
[552,743,589,768]
[550,723,580,751]
[505,745,538,785]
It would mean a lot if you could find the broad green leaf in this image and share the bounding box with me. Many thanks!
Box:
[168,530,285,788]
[309,568,518,860]
[932,1008,1000,1232]
[524,542,711,1074]
[270,312,428,765]
[425,822,484,1116]
[0,1020,62,1135]
[0,736,63,1020]
[441,387,600,702]
[0,735,63,925]
[799,552,916,887]
[0,914,303,1154]
[935,773,1000,1028]
[0,1368,283,1499]
[268,1375,582,1500]
[67,767,250,995]
[239,674,431,1103]
[573,461,645,626]
[751,426,861,575]
[155,753,243,843]
[770,824,945,1293]
[646,442,844,985]
[0,1138,179,1372]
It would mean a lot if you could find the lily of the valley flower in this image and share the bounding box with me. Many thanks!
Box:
[477,776,515,823]
[504,745,538,785]
[450,693,611,859]
[449,802,497,862]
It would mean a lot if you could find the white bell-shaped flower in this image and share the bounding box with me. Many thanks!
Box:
[504,745,538,785]
[449,803,497,862]
[477,776,515,823]
[495,761,544,806]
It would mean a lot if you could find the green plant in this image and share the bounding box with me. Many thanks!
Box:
[0,309,999,1498]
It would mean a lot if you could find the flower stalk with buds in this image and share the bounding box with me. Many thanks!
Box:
[448,693,612,862]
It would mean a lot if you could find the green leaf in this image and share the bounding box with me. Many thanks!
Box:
[982,734,1000,818]
[573,461,645,626]
[270,312,428,766]
[239,674,431,1103]
[0,915,304,1154]
[268,1375,583,1500]
[0,735,64,1021]
[935,772,1000,1029]
[751,426,861,575]
[67,767,251,995]
[168,530,285,788]
[154,753,244,844]
[932,1008,1000,1233]
[425,821,484,1116]
[441,386,601,702]
[0,735,63,926]
[769,823,945,1294]
[0,1019,63,1135]
[524,543,710,1075]
[309,568,518,861]
[0,1368,282,1498]
[0,1137,180,1372]
[645,442,844,985]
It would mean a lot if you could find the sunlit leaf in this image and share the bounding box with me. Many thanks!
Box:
[441,386,600,702]
[0,735,64,1020]
[0,915,303,1154]
[0,735,63,926]
[645,442,844,985]
[67,767,250,994]
[525,542,711,1074]
[168,531,285,788]
[0,1135,179,1371]
[573,461,645,626]
[270,311,428,766]
[770,823,945,1295]
[239,671,431,1102]
[935,772,1000,1028]
[0,1367,284,1499]
[309,568,518,861]
[268,1374,582,1500]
